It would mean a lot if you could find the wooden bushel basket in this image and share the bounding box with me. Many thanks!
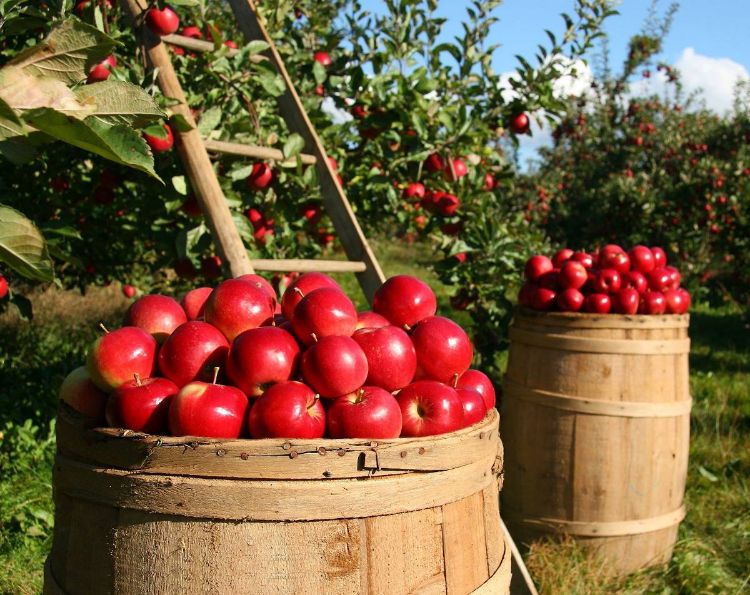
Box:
[45,405,510,594]
[501,308,691,575]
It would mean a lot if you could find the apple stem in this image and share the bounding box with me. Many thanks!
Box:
[99,322,110,334]
[293,287,305,298]
[403,323,411,332]
[212,367,220,384]
[451,373,459,388]
[310,332,318,343]
[134,373,142,387]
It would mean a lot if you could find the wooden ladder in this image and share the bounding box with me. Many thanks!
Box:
[120,0,385,302]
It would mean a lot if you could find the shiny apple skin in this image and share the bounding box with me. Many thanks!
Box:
[356,311,390,330]
[457,387,488,427]
[169,381,249,438]
[411,316,473,383]
[372,275,437,328]
[106,376,179,433]
[291,287,358,346]
[125,294,187,343]
[86,326,158,391]
[455,369,496,410]
[352,326,417,392]
[181,287,213,321]
[248,381,325,438]
[204,278,275,341]
[226,326,300,396]
[396,380,465,437]
[158,321,229,387]
[327,386,402,439]
[281,272,341,320]
[59,366,108,422]
[300,335,368,397]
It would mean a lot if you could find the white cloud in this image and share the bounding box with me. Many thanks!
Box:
[321,97,353,124]
[629,47,748,115]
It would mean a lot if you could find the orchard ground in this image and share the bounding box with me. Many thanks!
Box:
[0,239,747,594]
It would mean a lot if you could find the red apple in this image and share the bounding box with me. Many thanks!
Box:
[300,335,368,397]
[236,273,277,307]
[87,326,158,391]
[59,366,107,421]
[436,193,460,216]
[281,272,341,320]
[356,310,390,329]
[0,275,7,299]
[246,162,273,190]
[143,124,174,153]
[510,112,530,134]
[559,261,588,290]
[593,268,622,293]
[145,6,180,36]
[352,326,417,392]
[169,376,249,438]
[623,271,648,294]
[201,255,222,279]
[225,326,300,396]
[524,255,554,282]
[639,291,666,315]
[648,268,672,293]
[531,286,556,310]
[585,293,611,314]
[181,287,212,320]
[204,278,275,341]
[538,269,560,290]
[87,55,116,83]
[124,294,187,343]
[397,380,465,437]
[411,316,473,383]
[552,248,574,268]
[248,381,325,438]
[327,386,402,439]
[158,321,229,387]
[651,247,667,268]
[424,153,445,172]
[599,250,630,274]
[291,287,358,345]
[483,173,495,190]
[455,369,495,410]
[571,251,594,269]
[457,388,487,427]
[373,275,437,329]
[181,25,202,39]
[664,288,689,314]
[613,288,640,315]
[106,375,178,433]
[629,245,655,274]
[403,182,425,200]
[122,284,136,299]
[313,51,332,67]
[664,266,682,290]
[446,158,468,180]
[556,288,584,312]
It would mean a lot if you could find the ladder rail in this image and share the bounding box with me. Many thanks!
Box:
[227,0,386,302]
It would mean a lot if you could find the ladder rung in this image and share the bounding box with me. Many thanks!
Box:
[250,259,367,273]
[203,139,317,165]
[161,34,264,63]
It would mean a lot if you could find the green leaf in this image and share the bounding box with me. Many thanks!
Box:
[0,204,54,282]
[197,106,222,135]
[228,163,254,181]
[169,0,200,5]
[9,292,33,321]
[7,18,117,84]
[172,175,188,196]
[282,133,305,160]
[23,108,160,181]
[312,61,327,85]
[243,40,270,55]
[0,65,93,120]
[170,113,194,133]
[75,81,165,127]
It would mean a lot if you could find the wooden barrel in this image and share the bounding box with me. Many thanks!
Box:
[45,404,510,595]
[501,309,691,575]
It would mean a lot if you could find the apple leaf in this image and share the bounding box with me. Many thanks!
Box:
[23,108,161,181]
[282,133,305,160]
[7,18,117,84]
[0,65,93,119]
[0,204,54,282]
[75,81,165,127]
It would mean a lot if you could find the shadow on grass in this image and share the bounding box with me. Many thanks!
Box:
[688,307,750,374]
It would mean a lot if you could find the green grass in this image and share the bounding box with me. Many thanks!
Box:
[0,246,748,594]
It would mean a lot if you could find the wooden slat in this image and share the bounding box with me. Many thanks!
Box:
[250,258,365,273]
[204,138,317,165]
[227,0,386,302]
[121,0,254,277]
[161,34,266,63]
[54,453,497,521]
[442,490,489,593]
[56,404,500,480]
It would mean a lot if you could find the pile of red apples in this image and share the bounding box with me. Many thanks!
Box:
[519,244,691,314]
[60,274,494,440]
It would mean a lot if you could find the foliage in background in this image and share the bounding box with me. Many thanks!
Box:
[0,0,615,370]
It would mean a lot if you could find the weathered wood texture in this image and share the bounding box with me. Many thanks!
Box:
[501,309,691,575]
[46,408,510,594]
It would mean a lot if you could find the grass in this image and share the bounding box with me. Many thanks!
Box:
[0,242,748,594]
